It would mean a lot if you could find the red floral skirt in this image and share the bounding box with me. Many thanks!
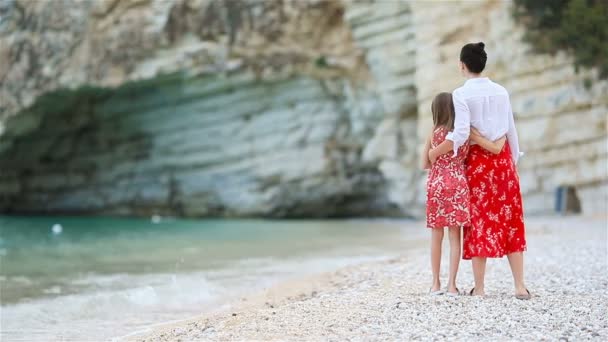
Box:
[463,141,526,260]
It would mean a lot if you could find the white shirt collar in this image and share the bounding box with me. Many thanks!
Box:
[464,77,490,86]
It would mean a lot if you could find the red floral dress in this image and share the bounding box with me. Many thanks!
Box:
[426,126,470,229]
[462,141,526,259]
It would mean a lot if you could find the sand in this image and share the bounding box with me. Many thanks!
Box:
[132,216,607,341]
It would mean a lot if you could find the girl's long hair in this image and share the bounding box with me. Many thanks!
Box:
[431,92,455,130]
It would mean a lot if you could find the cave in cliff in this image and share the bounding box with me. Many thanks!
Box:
[0,70,402,218]
[0,0,424,218]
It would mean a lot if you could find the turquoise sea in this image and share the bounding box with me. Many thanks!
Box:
[0,215,419,341]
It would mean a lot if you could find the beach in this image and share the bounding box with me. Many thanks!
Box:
[134,216,608,341]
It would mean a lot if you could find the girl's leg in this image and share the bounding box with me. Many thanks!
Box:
[430,228,444,291]
[471,257,487,296]
[507,252,528,295]
[447,226,461,294]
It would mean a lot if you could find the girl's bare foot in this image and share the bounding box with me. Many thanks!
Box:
[447,285,459,295]
[431,280,441,292]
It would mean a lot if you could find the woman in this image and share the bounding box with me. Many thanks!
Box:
[429,42,530,299]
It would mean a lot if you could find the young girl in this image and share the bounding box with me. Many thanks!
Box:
[421,92,470,296]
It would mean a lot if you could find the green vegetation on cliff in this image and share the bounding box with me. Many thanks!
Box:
[513,0,608,78]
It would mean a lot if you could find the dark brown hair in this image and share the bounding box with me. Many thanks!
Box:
[460,42,487,73]
[431,92,455,130]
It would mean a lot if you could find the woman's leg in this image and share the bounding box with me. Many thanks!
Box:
[447,226,461,293]
[430,228,444,291]
[507,251,528,295]
[471,257,486,296]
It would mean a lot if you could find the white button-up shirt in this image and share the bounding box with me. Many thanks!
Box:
[446,77,522,164]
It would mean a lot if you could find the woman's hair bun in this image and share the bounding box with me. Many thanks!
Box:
[460,42,488,73]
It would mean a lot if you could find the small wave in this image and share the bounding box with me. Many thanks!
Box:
[5,276,34,285]
[2,254,393,341]
[42,286,62,295]
[1,272,221,341]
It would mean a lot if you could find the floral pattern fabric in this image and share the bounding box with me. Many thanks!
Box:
[462,141,527,259]
[426,126,470,229]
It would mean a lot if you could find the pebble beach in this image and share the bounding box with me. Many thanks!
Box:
[134,216,607,341]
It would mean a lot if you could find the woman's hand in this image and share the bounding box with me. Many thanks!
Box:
[429,148,439,164]
[421,130,433,169]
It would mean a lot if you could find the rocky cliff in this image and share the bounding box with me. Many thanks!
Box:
[0,0,605,217]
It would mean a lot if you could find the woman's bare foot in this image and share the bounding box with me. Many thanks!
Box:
[469,287,485,296]
[515,286,531,299]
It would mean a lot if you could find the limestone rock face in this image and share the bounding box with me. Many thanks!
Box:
[0,0,362,123]
[0,0,605,217]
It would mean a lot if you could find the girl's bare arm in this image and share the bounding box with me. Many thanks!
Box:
[470,127,506,154]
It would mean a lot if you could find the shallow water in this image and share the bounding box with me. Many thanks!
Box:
[0,215,417,341]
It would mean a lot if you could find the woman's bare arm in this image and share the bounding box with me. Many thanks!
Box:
[429,139,453,163]
[470,127,506,154]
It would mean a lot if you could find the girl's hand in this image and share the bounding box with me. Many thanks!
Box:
[470,127,483,143]
[470,127,483,138]
[470,127,507,154]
